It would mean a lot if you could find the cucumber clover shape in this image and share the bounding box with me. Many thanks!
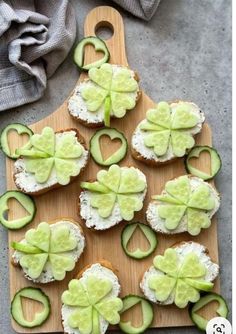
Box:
[148,248,213,308]
[15,222,78,280]
[140,101,201,157]
[81,165,147,220]
[153,175,216,235]
[80,63,139,125]
[62,275,123,334]
[18,127,84,185]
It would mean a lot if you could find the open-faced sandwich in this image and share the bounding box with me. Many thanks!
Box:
[79,164,147,230]
[11,219,85,283]
[146,175,220,236]
[14,126,89,195]
[131,100,205,165]
[140,241,219,308]
[68,63,140,127]
[61,261,123,334]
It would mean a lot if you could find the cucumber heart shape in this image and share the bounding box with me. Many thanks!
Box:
[50,225,77,253]
[62,279,89,307]
[55,133,83,158]
[148,275,176,302]
[171,130,195,157]
[165,175,190,204]
[19,253,48,279]
[49,254,75,281]
[25,157,54,184]
[54,158,81,185]
[111,67,138,92]
[97,164,121,192]
[89,63,113,90]
[25,222,50,252]
[117,194,143,221]
[68,306,93,334]
[86,275,112,305]
[153,248,179,277]
[146,102,171,128]
[118,168,146,193]
[158,204,187,230]
[90,192,117,218]
[188,184,215,210]
[81,85,108,112]
[187,208,211,236]
[144,130,170,156]
[178,253,206,278]
[30,127,55,156]
[96,297,123,324]
[175,279,200,308]
[111,92,136,118]
[171,104,199,129]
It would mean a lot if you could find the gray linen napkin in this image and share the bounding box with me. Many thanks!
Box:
[0,0,76,112]
[113,0,161,20]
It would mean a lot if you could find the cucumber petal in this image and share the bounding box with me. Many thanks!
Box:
[95,297,123,324]
[117,194,143,221]
[111,68,138,92]
[68,306,93,334]
[119,168,146,193]
[188,184,215,210]
[171,104,199,129]
[97,164,121,192]
[54,158,81,185]
[165,175,190,204]
[153,248,179,277]
[50,225,77,253]
[86,275,112,305]
[62,279,89,307]
[158,204,187,230]
[152,194,182,204]
[49,254,75,281]
[111,91,136,118]
[30,127,55,156]
[171,130,195,157]
[25,157,54,183]
[178,253,206,278]
[55,133,83,158]
[144,130,170,156]
[149,275,177,302]
[90,192,117,218]
[20,253,48,279]
[183,278,214,291]
[146,102,171,128]
[25,222,50,252]
[187,208,211,236]
[81,84,108,112]
[89,63,113,90]
[140,120,165,132]
[175,279,200,308]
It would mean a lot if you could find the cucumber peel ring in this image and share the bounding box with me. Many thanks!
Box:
[189,293,229,331]
[11,287,51,328]
[119,295,154,334]
[121,223,158,259]
[90,128,128,166]
[0,123,33,159]
[185,146,222,180]
[74,36,110,71]
[0,191,36,229]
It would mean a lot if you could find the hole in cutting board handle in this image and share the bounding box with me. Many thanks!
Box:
[95,21,114,40]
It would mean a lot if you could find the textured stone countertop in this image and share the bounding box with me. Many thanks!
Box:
[0,0,231,333]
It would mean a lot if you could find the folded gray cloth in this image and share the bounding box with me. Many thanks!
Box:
[0,0,76,112]
[113,0,161,20]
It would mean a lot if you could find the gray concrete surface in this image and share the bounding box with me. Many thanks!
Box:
[0,0,231,333]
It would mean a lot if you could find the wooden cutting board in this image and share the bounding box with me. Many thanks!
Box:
[6,6,220,333]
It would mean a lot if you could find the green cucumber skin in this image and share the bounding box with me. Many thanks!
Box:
[90,128,128,166]
[121,222,158,260]
[185,145,222,180]
[74,36,110,71]
[0,190,36,230]
[11,287,51,328]
[0,123,33,159]
[189,293,229,332]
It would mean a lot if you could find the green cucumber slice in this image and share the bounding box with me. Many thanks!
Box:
[95,297,123,324]
[20,253,49,279]
[185,146,222,180]
[74,36,110,71]
[80,181,110,193]
[97,164,121,192]
[68,306,93,333]
[86,275,112,305]
[183,278,214,291]
[104,96,111,127]
[178,253,206,278]
[90,128,128,166]
[121,222,158,259]
[148,275,176,302]
[49,254,75,280]
[92,308,100,334]
[189,293,229,331]
[61,279,89,307]
[117,194,143,221]
[11,287,50,328]
[50,225,77,253]
[16,148,49,158]
[175,278,200,308]
[171,104,199,129]
[11,242,43,254]
[119,168,146,193]
[119,295,153,334]
[25,222,51,252]
[165,175,190,204]
[0,123,33,159]
[153,248,179,277]
[0,191,36,230]
[158,204,187,230]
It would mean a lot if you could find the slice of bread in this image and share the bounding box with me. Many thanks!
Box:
[131,101,205,165]
[68,64,140,127]
[146,175,220,234]
[12,219,85,284]
[79,167,147,230]
[14,129,89,195]
[61,261,121,334]
[140,241,219,306]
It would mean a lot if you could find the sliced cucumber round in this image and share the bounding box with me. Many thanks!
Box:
[189,293,229,331]
[185,146,222,180]
[119,295,153,334]
[121,223,157,259]
[11,287,51,328]
[0,123,33,159]
[0,191,36,229]
[11,242,43,254]
[74,36,110,71]
[90,128,128,166]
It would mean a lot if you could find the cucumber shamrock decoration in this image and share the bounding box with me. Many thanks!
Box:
[148,248,214,308]
[79,63,139,126]
[62,275,123,334]
[81,165,147,221]
[12,222,83,281]
[17,127,85,185]
[140,101,203,157]
[152,175,217,235]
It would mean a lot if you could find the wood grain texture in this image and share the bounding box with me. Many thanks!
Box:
[6,6,220,333]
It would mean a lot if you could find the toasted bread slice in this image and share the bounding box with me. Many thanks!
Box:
[146,175,220,235]
[61,261,121,334]
[12,219,85,284]
[140,241,219,306]
[131,101,205,165]
[14,128,89,195]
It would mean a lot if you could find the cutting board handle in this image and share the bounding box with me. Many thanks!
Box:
[83,6,128,66]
